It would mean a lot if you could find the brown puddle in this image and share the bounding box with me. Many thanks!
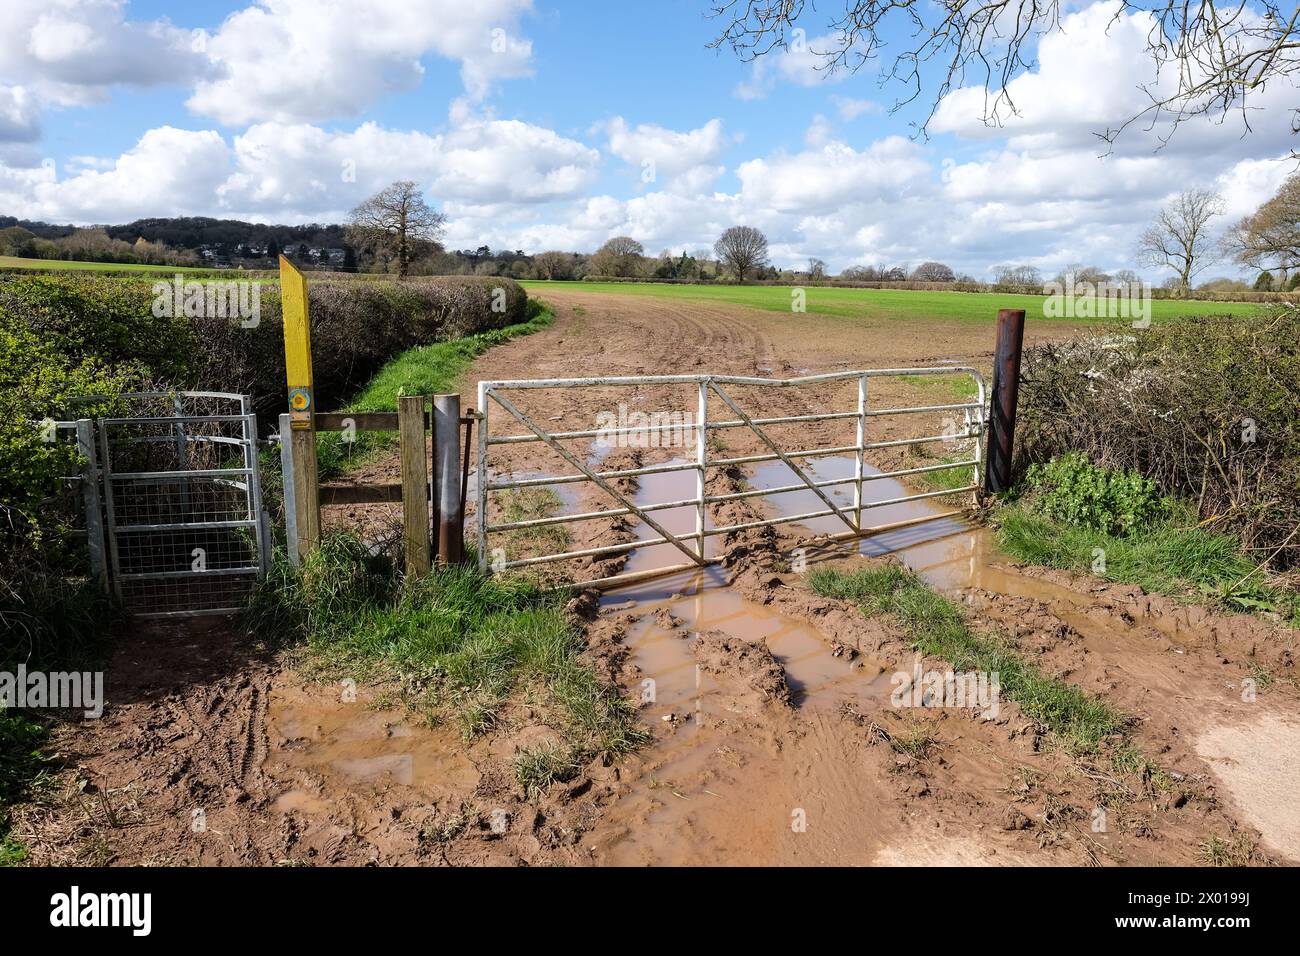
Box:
[745,456,1196,652]
[604,459,893,716]
[266,684,480,814]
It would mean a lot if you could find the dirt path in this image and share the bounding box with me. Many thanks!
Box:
[19,290,1298,866]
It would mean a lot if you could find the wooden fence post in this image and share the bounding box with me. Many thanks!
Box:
[280,256,320,556]
[399,395,431,576]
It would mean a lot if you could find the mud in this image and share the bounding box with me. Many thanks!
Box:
[19,288,1298,867]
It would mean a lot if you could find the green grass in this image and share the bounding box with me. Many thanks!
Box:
[316,301,555,479]
[808,564,1127,753]
[0,570,117,866]
[0,255,222,273]
[514,740,582,797]
[246,532,646,770]
[521,280,1261,325]
[501,488,570,556]
[1199,832,1259,866]
[995,503,1300,624]
[0,711,50,866]
[913,455,979,494]
[898,373,979,400]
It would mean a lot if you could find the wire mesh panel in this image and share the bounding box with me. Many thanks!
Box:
[98,393,265,617]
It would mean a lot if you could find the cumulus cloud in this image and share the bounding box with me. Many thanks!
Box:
[736,136,929,214]
[931,1,1299,159]
[0,87,41,143]
[603,117,730,193]
[19,127,230,223]
[2,0,1292,285]
[0,0,209,102]
[0,0,210,142]
[187,0,534,126]
[431,117,599,205]
[1,112,600,225]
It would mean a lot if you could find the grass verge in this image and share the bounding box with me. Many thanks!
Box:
[316,299,555,480]
[995,502,1300,625]
[0,711,49,866]
[245,532,645,784]
[808,563,1127,753]
[0,569,118,866]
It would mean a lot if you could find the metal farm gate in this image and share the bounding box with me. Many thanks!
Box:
[89,392,270,617]
[475,368,987,589]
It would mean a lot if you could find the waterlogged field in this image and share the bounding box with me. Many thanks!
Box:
[520,280,1262,325]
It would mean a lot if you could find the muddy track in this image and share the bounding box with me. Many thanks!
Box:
[563,442,1299,865]
[19,289,1299,866]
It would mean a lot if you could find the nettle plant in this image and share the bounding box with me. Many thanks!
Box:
[1025,452,1167,537]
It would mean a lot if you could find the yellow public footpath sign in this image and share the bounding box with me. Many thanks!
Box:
[279,255,314,428]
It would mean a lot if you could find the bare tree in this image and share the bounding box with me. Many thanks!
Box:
[808,257,827,279]
[707,2,1300,149]
[1137,188,1225,295]
[1223,174,1300,284]
[993,264,1043,289]
[348,181,446,278]
[715,226,769,281]
[910,261,955,282]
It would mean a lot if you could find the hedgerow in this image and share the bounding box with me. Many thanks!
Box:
[1014,306,1300,571]
[0,272,528,549]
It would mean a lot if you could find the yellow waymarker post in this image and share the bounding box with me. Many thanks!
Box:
[280,255,320,555]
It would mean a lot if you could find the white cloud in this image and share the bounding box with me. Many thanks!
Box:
[736,136,929,214]
[831,96,881,121]
[733,33,848,100]
[0,87,41,143]
[1,113,600,225]
[430,117,600,205]
[1,0,1292,286]
[21,127,230,223]
[0,0,208,99]
[603,117,730,193]
[218,123,437,218]
[0,0,209,141]
[804,114,835,148]
[931,1,1299,160]
[187,0,534,126]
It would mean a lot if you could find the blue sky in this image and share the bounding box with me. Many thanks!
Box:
[1,0,1294,278]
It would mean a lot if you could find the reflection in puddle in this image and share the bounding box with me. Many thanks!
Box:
[604,459,906,722]
[620,458,718,574]
[622,575,892,720]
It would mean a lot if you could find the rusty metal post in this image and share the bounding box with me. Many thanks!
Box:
[985,308,1026,494]
[434,393,465,564]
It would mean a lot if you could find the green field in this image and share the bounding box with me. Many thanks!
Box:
[519,280,1260,324]
[0,255,221,273]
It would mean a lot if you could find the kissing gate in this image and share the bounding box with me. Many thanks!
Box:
[476,366,989,590]
[61,391,271,617]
